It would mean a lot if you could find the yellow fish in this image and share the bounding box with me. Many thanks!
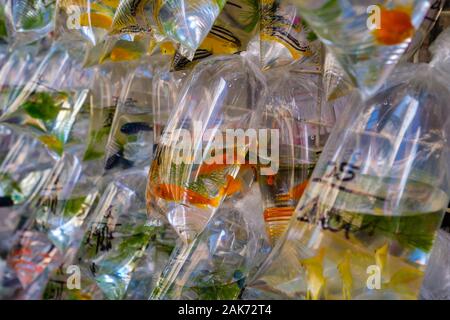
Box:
[337,250,353,300]
[375,243,389,273]
[386,267,423,297]
[300,248,326,300]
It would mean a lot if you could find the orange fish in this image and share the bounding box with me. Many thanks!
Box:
[198,152,255,175]
[152,183,220,207]
[223,175,242,196]
[276,180,309,202]
[266,175,276,186]
[373,7,414,45]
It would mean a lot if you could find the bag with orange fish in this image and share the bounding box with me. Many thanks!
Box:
[243,28,450,300]
[146,53,266,245]
[257,60,335,246]
[169,0,260,71]
[259,0,321,70]
[286,0,432,98]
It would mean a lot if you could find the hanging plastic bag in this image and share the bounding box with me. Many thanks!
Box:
[104,54,184,174]
[3,0,56,47]
[258,61,335,245]
[244,29,450,300]
[288,0,432,98]
[150,175,270,300]
[259,0,320,70]
[146,54,266,244]
[0,43,93,155]
[64,169,167,300]
[170,0,260,71]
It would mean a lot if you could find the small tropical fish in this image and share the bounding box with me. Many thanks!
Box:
[152,183,220,207]
[101,39,146,62]
[385,267,423,295]
[79,12,113,29]
[373,6,414,45]
[276,180,309,201]
[39,135,64,155]
[198,152,250,175]
[223,175,242,196]
[120,122,152,135]
[300,248,326,300]
[337,250,353,300]
[289,180,309,200]
[375,242,389,273]
[0,196,14,207]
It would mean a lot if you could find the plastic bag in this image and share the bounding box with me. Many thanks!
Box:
[104,54,184,174]
[3,0,56,46]
[64,169,166,300]
[260,0,320,70]
[258,61,335,245]
[0,43,93,155]
[170,0,260,71]
[289,0,432,98]
[146,54,266,244]
[150,181,270,299]
[244,30,450,300]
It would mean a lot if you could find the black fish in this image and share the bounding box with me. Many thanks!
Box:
[0,196,14,207]
[120,122,152,135]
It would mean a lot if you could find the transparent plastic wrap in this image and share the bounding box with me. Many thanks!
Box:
[420,230,450,300]
[170,0,259,71]
[146,54,267,244]
[258,62,335,245]
[0,43,94,155]
[150,180,270,300]
[104,54,184,174]
[244,30,450,300]
[3,0,56,47]
[288,0,431,98]
[260,0,320,70]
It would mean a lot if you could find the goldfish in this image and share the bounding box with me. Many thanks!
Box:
[152,183,220,207]
[373,6,414,45]
[223,175,242,196]
[300,248,327,300]
[276,180,309,201]
[337,250,353,300]
[198,152,254,176]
